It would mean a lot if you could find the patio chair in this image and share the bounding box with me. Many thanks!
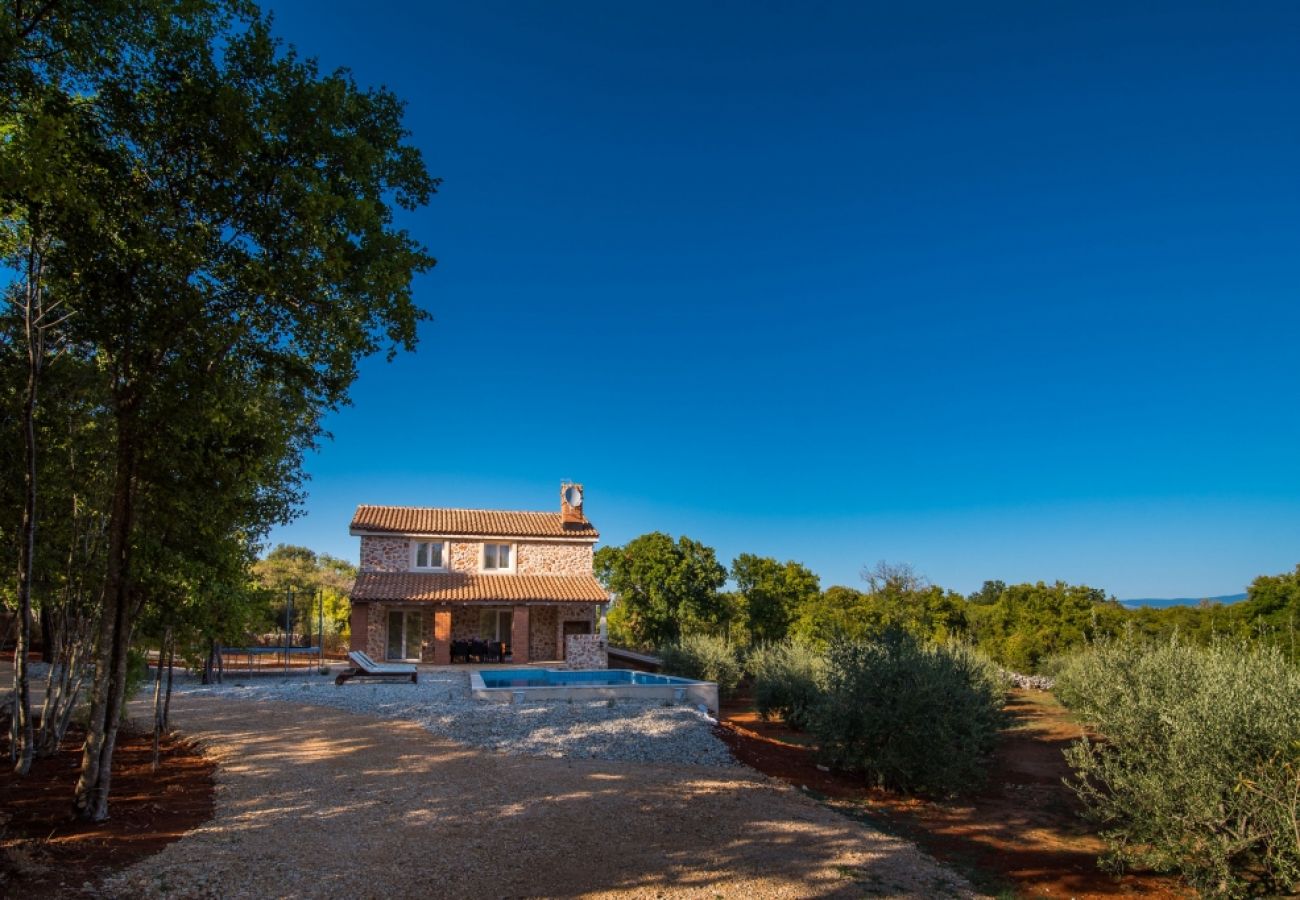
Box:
[334,650,418,685]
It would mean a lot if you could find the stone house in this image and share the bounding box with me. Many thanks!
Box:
[348,483,607,664]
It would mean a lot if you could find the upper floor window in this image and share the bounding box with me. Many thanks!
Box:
[482,543,513,572]
[412,540,447,571]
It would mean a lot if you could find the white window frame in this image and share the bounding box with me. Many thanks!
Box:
[480,542,516,574]
[410,540,448,572]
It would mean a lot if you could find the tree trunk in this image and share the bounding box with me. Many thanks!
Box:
[12,244,43,776]
[150,628,168,771]
[37,586,94,756]
[73,423,137,822]
[201,639,214,685]
[162,637,175,732]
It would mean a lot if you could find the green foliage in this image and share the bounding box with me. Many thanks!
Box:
[965,581,1126,672]
[1056,636,1300,896]
[790,563,967,651]
[604,597,641,650]
[811,629,1006,796]
[967,580,1006,606]
[1,0,436,818]
[747,640,825,730]
[595,532,728,648]
[732,554,820,644]
[1238,565,1300,663]
[659,633,743,699]
[121,647,150,721]
[253,544,357,644]
[790,585,872,648]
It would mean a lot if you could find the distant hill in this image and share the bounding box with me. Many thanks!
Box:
[1120,593,1247,610]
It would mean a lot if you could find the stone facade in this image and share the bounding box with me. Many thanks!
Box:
[516,542,593,576]
[352,523,602,664]
[361,603,443,663]
[564,635,608,669]
[360,537,411,572]
[449,541,479,572]
[529,606,558,660]
[359,535,592,576]
[355,601,602,664]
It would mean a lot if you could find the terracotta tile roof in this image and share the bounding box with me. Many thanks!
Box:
[350,505,599,540]
[352,572,610,604]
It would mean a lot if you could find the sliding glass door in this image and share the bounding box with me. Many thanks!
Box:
[478,608,513,642]
[386,610,423,661]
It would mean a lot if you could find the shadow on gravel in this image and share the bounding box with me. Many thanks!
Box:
[110,696,963,898]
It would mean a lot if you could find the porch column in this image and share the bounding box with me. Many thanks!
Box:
[349,603,368,653]
[511,605,530,663]
[433,607,452,666]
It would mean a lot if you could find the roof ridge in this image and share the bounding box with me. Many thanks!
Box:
[355,504,563,516]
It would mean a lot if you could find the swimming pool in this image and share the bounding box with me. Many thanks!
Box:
[470,668,718,715]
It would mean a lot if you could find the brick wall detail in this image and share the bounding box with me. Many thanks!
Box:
[511,606,530,664]
[349,604,368,652]
[433,609,451,665]
[564,635,608,669]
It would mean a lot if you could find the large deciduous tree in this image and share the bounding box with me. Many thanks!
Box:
[594,532,728,649]
[3,1,436,819]
[732,553,820,645]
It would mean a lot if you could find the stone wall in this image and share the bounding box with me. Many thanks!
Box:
[363,602,442,663]
[362,602,601,664]
[449,541,478,572]
[450,607,481,641]
[517,542,594,576]
[360,537,410,572]
[564,635,608,669]
[363,602,386,659]
[360,535,594,576]
[556,604,598,659]
[529,606,559,660]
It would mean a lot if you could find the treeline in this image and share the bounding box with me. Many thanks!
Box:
[1,2,431,818]
[596,532,1300,670]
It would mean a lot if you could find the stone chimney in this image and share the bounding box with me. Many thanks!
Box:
[560,482,586,524]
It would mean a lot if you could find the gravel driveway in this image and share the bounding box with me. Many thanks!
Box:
[99,689,978,899]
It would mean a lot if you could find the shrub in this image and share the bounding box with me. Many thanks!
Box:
[121,647,151,722]
[1055,636,1300,897]
[747,640,825,730]
[811,629,1006,795]
[659,633,742,698]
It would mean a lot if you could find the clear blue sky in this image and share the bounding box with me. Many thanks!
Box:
[260,1,1300,599]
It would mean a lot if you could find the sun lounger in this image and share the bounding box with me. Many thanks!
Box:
[334,650,418,685]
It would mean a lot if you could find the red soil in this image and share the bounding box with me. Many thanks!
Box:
[0,718,215,898]
[716,688,1190,898]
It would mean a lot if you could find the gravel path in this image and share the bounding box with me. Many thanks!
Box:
[99,690,980,899]
[170,669,736,766]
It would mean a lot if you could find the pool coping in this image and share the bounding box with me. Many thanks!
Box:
[469,667,719,717]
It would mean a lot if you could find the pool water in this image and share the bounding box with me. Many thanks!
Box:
[479,668,700,689]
